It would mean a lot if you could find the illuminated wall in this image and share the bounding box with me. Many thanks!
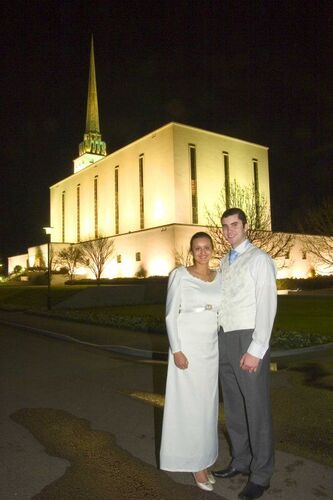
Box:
[50,122,271,247]
[7,226,332,279]
[8,253,28,273]
[73,223,214,279]
[6,246,49,272]
[172,124,271,227]
[9,121,331,279]
[276,234,333,278]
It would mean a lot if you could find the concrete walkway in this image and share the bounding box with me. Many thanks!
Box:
[0,309,332,499]
[0,309,332,362]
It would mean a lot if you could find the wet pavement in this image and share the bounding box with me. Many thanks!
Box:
[0,310,332,499]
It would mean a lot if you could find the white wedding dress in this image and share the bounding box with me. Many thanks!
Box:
[160,266,222,472]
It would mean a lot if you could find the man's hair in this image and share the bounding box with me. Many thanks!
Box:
[221,207,247,225]
[190,231,213,251]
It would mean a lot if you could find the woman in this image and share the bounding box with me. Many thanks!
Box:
[160,232,221,492]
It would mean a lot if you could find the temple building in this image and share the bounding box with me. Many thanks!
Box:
[8,39,331,279]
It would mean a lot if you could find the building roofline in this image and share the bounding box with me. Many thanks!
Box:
[170,122,269,150]
[50,121,268,188]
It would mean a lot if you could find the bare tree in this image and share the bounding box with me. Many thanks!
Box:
[174,246,193,267]
[78,237,114,280]
[55,245,84,280]
[206,181,294,260]
[300,199,333,269]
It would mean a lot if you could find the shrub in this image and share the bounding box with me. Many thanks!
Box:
[135,265,147,278]
[29,273,48,285]
[64,276,168,286]
[52,267,69,275]
[271,329,330,349]
[277,276,333,291]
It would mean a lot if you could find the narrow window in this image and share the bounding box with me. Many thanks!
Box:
[302,251,307,260]
[139,154,144,229]
[115,166,119,235]
[253,159,260,227]
[77,184,80,242]
[61,191,65,242]
[94,176,98,239]
[117,254,122,264]
[223,152,230,209]
[189,144,198,223]
[136,252,141,262]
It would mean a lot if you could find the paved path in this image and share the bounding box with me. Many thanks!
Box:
[0,310,332,499]
[1,309,332,361]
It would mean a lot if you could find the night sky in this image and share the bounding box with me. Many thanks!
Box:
[1,1,332,263]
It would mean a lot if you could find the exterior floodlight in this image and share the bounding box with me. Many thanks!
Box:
[43,226,53,309]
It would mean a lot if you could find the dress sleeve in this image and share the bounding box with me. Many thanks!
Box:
[165,267,182,353]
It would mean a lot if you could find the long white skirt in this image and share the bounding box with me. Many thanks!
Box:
[160,311,219,472]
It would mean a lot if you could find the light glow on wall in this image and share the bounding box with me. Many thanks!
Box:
[83,217,93,238]
[290,267,306,279]
[102,259,118,279]
[75,266,88,276]
[315,263,333,276]
[153,199,165,221]
[276,267,289,279]
[119,257,136,277]
[148,257,170,276]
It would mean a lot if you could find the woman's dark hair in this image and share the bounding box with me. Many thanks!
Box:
[190,231,214,251]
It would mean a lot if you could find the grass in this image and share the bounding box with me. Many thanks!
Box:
[47,296,333,347]
[0,284,87,309]
[275,295,333,337]
[100,296,333,338]
[0,285,332,347]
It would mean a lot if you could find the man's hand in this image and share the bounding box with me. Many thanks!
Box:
[173,351,189,369]
[240,352,260,373]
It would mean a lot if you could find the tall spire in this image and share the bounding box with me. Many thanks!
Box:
[85,35,100,133]
[75,35,107,173]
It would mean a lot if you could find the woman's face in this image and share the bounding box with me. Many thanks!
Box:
[191,237,213,265]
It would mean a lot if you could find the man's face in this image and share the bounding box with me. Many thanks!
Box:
[221,214,248,249]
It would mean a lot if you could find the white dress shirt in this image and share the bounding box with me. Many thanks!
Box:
[220,239,277,358]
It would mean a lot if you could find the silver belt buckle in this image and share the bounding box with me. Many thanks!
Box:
[205,304,213,310]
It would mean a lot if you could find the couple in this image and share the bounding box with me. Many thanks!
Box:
[160,208,277,500]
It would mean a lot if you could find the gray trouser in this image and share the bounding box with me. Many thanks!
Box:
[218,328,274,486]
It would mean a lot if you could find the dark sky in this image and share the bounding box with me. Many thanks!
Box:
[1,1,332,261]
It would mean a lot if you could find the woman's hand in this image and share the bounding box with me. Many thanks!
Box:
[173,351,189,369]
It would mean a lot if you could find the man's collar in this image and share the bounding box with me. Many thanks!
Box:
[232,239,250,254]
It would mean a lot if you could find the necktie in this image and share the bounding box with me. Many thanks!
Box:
[229,249,238,264]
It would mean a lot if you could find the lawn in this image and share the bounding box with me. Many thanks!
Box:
[0,285,87,309]
[275,295,333,337]
[0,285,332,345]
[58,295,333,334]
[48,296,333,346]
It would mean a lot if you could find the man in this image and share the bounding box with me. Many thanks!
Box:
[213,208,277,500]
